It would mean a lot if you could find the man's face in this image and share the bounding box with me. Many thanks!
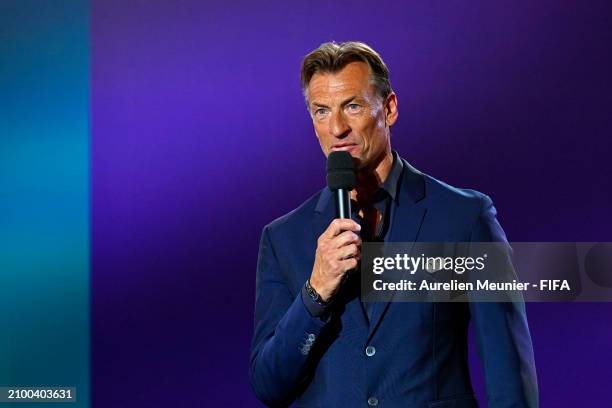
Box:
[306,61,398,169]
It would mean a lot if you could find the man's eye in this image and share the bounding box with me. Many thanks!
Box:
[347,103,361,112]
[314,108,328,116]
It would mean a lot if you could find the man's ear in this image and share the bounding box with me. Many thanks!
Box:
[384,92,398,127]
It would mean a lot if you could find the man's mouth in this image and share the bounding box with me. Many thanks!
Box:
[331,143,359,152]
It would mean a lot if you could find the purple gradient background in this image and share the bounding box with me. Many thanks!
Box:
[92,1,612,406]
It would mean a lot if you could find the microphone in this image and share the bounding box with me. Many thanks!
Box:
[326,151,356,219]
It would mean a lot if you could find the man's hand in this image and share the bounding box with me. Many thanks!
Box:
[309,218,362,302]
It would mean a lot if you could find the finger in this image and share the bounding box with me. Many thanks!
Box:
[338,243,359,260]
[325,218,361,238]
[333,230,362,248]
[339,257,359,272]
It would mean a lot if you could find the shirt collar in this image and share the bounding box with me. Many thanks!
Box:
[379,149,403,202]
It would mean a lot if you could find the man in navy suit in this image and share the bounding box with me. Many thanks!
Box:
[250,41,538,408]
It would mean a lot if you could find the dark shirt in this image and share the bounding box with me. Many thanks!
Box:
[351,150,403,241]
[301,150,404,319]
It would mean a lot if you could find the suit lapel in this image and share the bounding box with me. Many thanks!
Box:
[366,159,427,342]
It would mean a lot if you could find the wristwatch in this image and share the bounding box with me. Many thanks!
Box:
[305,279,329,307]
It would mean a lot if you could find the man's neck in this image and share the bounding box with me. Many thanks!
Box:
[350,149,393,203]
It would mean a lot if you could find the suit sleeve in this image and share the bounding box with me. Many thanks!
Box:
[249,225,329,407]
[468,195,539,408]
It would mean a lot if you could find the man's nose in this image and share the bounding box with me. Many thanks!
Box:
[329,110,350,138]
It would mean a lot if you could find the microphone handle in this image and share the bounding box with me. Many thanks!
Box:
[335,188,352,219]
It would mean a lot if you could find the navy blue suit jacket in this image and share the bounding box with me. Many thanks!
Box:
[250,158,538,408]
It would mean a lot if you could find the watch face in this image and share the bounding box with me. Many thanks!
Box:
[307,286,318,300]
[306,281,322,303]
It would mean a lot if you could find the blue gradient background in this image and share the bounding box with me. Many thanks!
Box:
[0,1,90,407]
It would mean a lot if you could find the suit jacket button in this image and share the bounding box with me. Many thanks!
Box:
[365,346,376,356]
[367,396,378,406]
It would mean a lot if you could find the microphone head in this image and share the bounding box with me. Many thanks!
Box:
[326,151,356,191]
